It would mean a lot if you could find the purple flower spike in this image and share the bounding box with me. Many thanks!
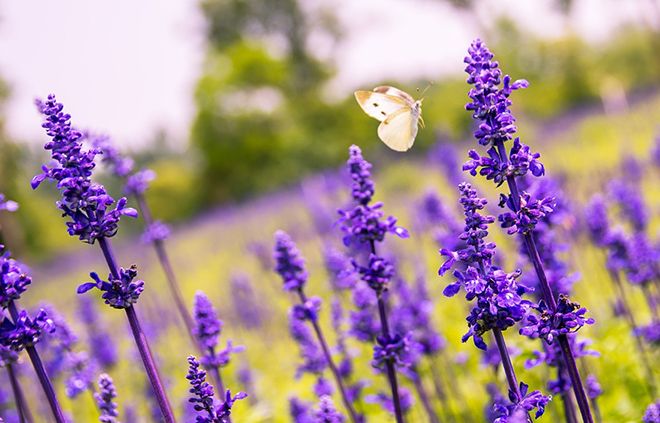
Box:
[95,374,119,423]
[521,295,595,344]
[313,396,345,422]
[32,95,137,244]
[274,231,308,292]
[353,255,394,293]
[0,248,32,308]
[124,169,156,196]
[92,134,134,178]
[372,333,417,370]
[0,309,54,351]
[78,265,144,309]
[338,146,408,247]
[193,292,223,351]
[643,402,659,423]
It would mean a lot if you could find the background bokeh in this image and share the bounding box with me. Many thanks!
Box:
[0,0,658,421]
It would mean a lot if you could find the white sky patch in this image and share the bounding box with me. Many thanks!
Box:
[0,0,653,148]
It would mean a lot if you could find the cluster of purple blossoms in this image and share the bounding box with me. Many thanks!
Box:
[0,248,53,352]
[32,95,138,244]
[91,134,134,178]
[492,382,551,422]
[643,402,660,423]
[313,396,345,423]
[95,373,119,423]
[193,292,242,369]
[77,265,145,309]
[440,183,534,350]
[338,145,408,247]
[186,356,247,423]
[274,231,309,292]
[77,296,118,369]
[521,295,595,344]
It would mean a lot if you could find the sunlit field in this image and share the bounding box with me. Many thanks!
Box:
[1,2,660,423]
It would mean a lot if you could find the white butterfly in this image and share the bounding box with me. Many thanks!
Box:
[354,86,424,152]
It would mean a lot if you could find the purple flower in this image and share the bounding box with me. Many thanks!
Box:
[636,321,660,345]
[643,401,660,423]
[95,373,119,423]
[290,397,314,423]
[230,274,265,329]
[288,313,327,377]
[338,146,408,247]
[91,134,134,178]
[314,377,334,398]
[193,292,223,352]
[141,220,171,243]
[353,254,394,293]
[0,309,53,351]
[585,374,602,399]
[348,285,380,341]
[124,169,155,196]
[584,195,610,247]
[32,95,138,244]
[439,183,533,350]
[77,296,118,369]
[0,194,18,213]
[292,297,323,322]
[313,396,345,423]
[187,355,217,422]
[608,179,648,232]
[0,248,32,309]
[215,389,248,421]
[77,265,144,309]
[520,295,595,344]
[371,333,418,371]
[498,192,555,235]
[273,231,308,292]
[323,246,358,291]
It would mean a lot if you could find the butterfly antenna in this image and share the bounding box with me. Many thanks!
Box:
[418,82,434,101]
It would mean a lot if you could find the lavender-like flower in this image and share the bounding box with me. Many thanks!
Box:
[32,95,174,421]
[290,397,314,423]
[91,134,134,178]
[0,195,18,213]
[314,396,345,423]
[274,231,360,422]
[95,373,119,423]
[0,250,31,309]
[230,274,265,329]
[337,146,409,422]
[193,291,242,395]
[186,356,247,423]
[78,297,118,369]
[462,39,593,422]
[643,402,659,423]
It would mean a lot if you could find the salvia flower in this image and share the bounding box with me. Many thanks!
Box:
[78,296,118,368]
[348,284,380,341]
[290,397,314,423]
[230,274,265,329]
[520,295,595,344]
[288,313,326,377]
[323,246,358,291]
[498,192,555,235]
[124,169,155,196]
[31,95,138,243]
[77,266,144,309]
[337,145,408,246]
[92,134,134,178]
[94,373,119,423]
[313,396,345,423]
[273,231,308,292]
[371,333,417,370]
[0,248,32,308]
[0,195,18,213]
[585,375,602,400]
[584,195,610,247]
[643,402,659,423]
[0,309,53,351]
[608,179,648,232]
[439,183,533,350]
[141,221,171,244]
[186,356,246,423]
[193,292,241,368]
[353,254,394,293]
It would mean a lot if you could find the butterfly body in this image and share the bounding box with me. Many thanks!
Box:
[354,86,423,152]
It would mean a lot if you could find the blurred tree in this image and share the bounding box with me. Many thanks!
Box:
[192,0,376,202]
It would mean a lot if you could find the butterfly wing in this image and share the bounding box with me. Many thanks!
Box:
[354,91,409,122]
[377,107,418,152]
[373,86,416,105]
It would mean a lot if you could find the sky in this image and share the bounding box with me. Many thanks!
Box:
[0,0,655,148]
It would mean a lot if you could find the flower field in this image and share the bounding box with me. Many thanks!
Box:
[1,39,659,423]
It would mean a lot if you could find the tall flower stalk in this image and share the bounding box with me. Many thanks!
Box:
[273,230,359,423]
[439,183,550,421]
[92,136,196,345]
[337,145,410,423]
[462,39,594,422]
[32,95,174,422]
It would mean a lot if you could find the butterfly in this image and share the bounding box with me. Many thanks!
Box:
[354,86,424,152]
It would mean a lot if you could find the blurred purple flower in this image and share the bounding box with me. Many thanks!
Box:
[141,221,171,243]
[91,134,134,178]
[124,169,155,196]
[0,248,31,309]
[77,296,118,369]
[95,373,119,423]
[274,231,308,292]
[313,396,344,422]
[0,195,18,213]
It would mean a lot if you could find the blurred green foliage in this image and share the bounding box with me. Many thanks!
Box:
[191,2,660,204]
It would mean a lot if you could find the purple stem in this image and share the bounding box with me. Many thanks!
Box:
[7,302,65,423]
[492,328,522,400]
[97,237,176,423]
[368,240,405,423]
[6,363,33,423]
[641,284,658,321]
[411,367,441,423]
[494,140,593,423]
[134,194,197,344]
[295,289,360,423]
